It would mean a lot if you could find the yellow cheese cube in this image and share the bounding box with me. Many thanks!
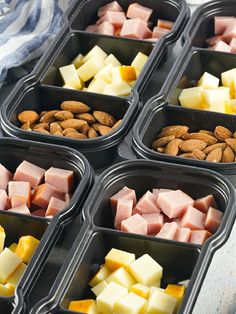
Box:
[226,99,236,114]
[130,283,150,299]
[128,254,163,286]
[97,282,128,314]
[8,243,18,253]
[114,292,147,314]
[149,287,165,298]
[134,67,141,78]
[68,299,97,313]
[179,86,205,109]
[103,82,131,96]
[91,280,108,297]
[94,64,113,83]
[0,226,5,253]
[89,264,111,287]
[104,54,121,67]
[71,53,84,68]
[0,283,15,297]
[203,87,230,113]
[59,64,83,90]
[7,263,27,288]
[82,45,107,64]
[198,72,219,89]
[62,84,77,90]
[120,66,137,82]
[88,78,107,93]
[0,248,22,284]
[105,248,135,272]
[165,284,186,313]
[146,290,176,314]
[77,57,104,82]
[15,235,39,264]
[221,68,236,98]
[106,267,136,288]
[131,52,148,72]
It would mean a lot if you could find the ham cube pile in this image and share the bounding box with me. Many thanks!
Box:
[206,16,236,53]
[110,187,223,245]
[84,1,173,41]
[0,161,74,218]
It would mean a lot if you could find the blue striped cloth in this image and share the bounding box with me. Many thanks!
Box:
[0,0,73,87]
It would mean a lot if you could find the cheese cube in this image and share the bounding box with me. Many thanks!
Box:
[103,82,131,96]
[105,248,135,272]
[203,87,230,113]
[131,52,148,72]
[88,78,107,93]
[91,280,108,296]
[89,264,111,287]
[128,254,163,286]
[149,287,165,298]
[106,267,136,288]
[97,282,128,314]
[151,279,161,288]
[15,235,40,264]
[7,263,27,288]
[68,299,97,314]
[59,64,83,90]
[0,226,5,253]
[77,57,104,82]
[226,99,236,114]
[104,54,121,67]
[82,45,107,64]
[0,248,22,284]
[165,284,186,313]
[198,72,219,89]
[146,290,176,314]
[8,243,18,253]
[120,66,137,82]
[114,292,147,314]
[95,63,113,83]
[129,80,136,88]
[62,84,77,90]
[0,283,15,297]
[221,68,236,98]
[71,53,84,68]
[179,86,205,109]
[130,283,150,299]
[111,67,124,83]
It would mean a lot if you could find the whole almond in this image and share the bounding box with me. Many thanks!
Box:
[33,123,50,131]
[179,140,207,152]
[157,147,165,153]
[76,113,96,124]
[81,124,90,135]
[234,131,236,139]
[93,111,116,127]
[62,128,78,136]
[39,111,47,118]
[199,130,215,137]
[225,138,236,152]
[21,122,32,131]
[152,135,175,150]
[192,149,206,160]
[164,139,182,156]
[214,126,233,142]
[222,146,235,163]
[60,119,87,130]
[206,148,222,163]
[34,128,50,135]
[40,110,59,124]
[98,125,112,136]
[203,143,227,155]
[158,125,189,139]
[91,123,103,131]
[112,119,122,129]
[181,133,217,146]
[53,130,63,137]
[18,111,39,124]
[61,101,90,114]
[50,122,63,134]
[65,132,87,139]
[179,153,194,159]
[88,127,98,138]
[55,111,74,121]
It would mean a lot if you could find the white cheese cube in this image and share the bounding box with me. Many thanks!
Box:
[104,54,121,67]
[88,78,107,93]
[91,280,108,296]
[203,87,230,113]
[0,226,5,253]
[106,267,136,288]
[114,292,147,314]
[89,264,111,287]
[111,67,124,83]
[198,72,219,89]
[128,254,163,286]
[0,283,15,297]
[77,57,104,82]
[71,53,84,68]
[151,279,161,288]
[130,283,150,299]
[82,45,107,64]
[103,82,131,96]
[7,263,26,288]
[59,64,83,90]
[62,84,77,90]
[179,86,205,109]
[97,282,128,314]
[0,248,22,284]
[226,99,236,114]
[149,287,165,298]
[146,290,176,314]
[221,68,236,98]
[94,64,113,83]
[131,52,148,72]
[105,249,135,272]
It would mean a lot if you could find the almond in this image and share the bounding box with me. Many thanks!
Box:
[18,111,39,124]
[65,132,87,139]
[55,111,74,121]
[158,125,189,139]
[225,138,236,152]
[53,131,63,137]
[34,128,50,135]
[33,123,50,131]
[61,101,90,113]
[20,122,32,131]
[203,143,227,155]
[164,139,182,156]
[98,125,112,136]
[88,127,98,138]
[40,110,59,124]
[91,123,104,131]
[214,126,233,142]
[206,148,222,163]
[152,135,175,150]
[179,140,207,152]
[222,146,235,163]
[181,133,217,146]
[76,113,96,124]
[93,111,116,127]
[62,128,79,136]
[179,153,194,159]
[112,119,122,129]
[192,149,206,160]
[60,119,87,130]
[199,130,215,137]
[50,122,63,134]
[81,124,90,135]
[157,147,165,153]
[39,111,47,119]
[234,131,236,139]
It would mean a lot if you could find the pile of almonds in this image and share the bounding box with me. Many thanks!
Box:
[18,101,122,139]
[152,125,236,163]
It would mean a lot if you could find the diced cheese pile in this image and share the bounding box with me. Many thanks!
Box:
[68,248,186,314]
[179,69,236,114]
[59,45,148,96]
[0,226,39,297]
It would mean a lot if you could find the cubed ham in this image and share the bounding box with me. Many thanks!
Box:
[157,19,174,30]
[45,167,74,193]
[132,207,141,215]
[45,197,66,216]
[121,214,147,235]
[189,230,212,245]
[0,164,13,190]
[120,18,148,39]
[206,35,223,47]
[64,193,71,205]
[205,207,223,234]
[32,183,62,209]
[96,21,114,36]
[126,3,153,22]
[214,16,236,35]
[8,181,31,207]
[13,160,45,189]
[114,25,122,36]
[96,11,126,27]
[174,228,191,243]
[223,20,236,43]
[230,37,236,53]
[157,190,194,219]
[173,217,181,226]
[145,38,158,42]
[152,188,173,198]
[193,194,217,214]
[9,204,31,215]
[11,196,27,208]
[211,40,232,53]
[98,1,123,18]
[114,199,133,230]
[31,209,46,217]
[0,190,8,210]
[144,27,153,39]
[142,213,164,235]
[135,191,160,214]
[181,206,206,230]
[110,186,137,211]
[156,222,178,240]
[85,25,98,33]
[152,26,169,38]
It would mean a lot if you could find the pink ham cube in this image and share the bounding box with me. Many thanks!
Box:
[96,21,114,36]
[152,26,169,38]
[31,209,46,217]
[121,214,147,235]
[110,186,136,211]
[13,160,45,189]
[189,230,212,245]
[142,213,164,235]
[8,181,31,207]
[132,207,141,215]
[0,164,13,190]
[98,1,123,18]
[135,191,160,214]
[230,37,236,53]
[126,3,153,22]
[114,199,133,230]
[223,20,236,43]
[144,27,153,39]
[45,197,66,217]
[64,193,72,205]
[96,11,126,27]
[157,19,174,30]
[152,188,173,198]
[32,183,62,208]
[181,206,206,230]
[193,194,217,214]
[11,196,27,208]
[157,190,194,219]
[212,40,232,53]
[0,190,8,210]
[174,228,191,243]
[145,38,158,42]
[9,204,31,215]
[85,25,98,33]
[156,222,178,240]
[214,16,236,35]
[45,167,74,193]
[205,207,223,234]
[206,35,223,47]
[120,18,148,39]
